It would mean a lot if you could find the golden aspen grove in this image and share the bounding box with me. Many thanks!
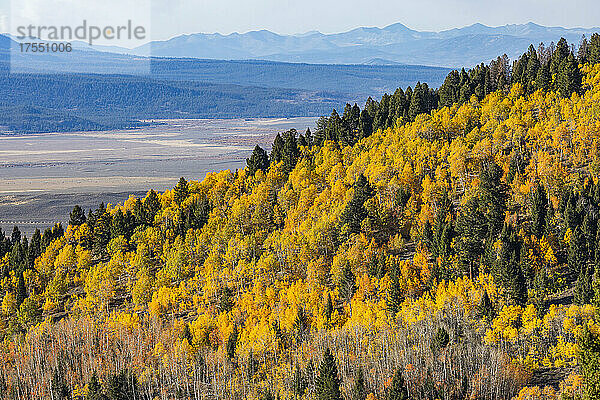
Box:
[4,39,600,400]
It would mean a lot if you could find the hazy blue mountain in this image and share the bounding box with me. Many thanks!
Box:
[0,34,451,134]
[0,34,450,96]
[130,22,599,67]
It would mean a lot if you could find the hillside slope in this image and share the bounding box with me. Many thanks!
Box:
[3,67,600,400]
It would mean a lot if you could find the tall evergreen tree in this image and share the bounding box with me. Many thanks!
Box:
[92,208,111,260]
[438,70,461,107]
[292,363,307,398]
[352,367,367,400]
[535,62,551,91]
[479,161,508,238]
[530,182,548,237]
[387,270,403,317]
[227,325,238,360]
[589,33,600,64]
[315,348,342,400]
[495,223,528,306]
[144,190,161,225]
[325,293,334,321]
[387,369,409,400]
[173,177,189,207]
[281,129,301,173]
[16,272,27,308]
[556,53,581,98]
[578,324,600,400]
[69,205,87,226]
[87,372,105,400]
[11,226,21,245]
[246,145,270,175]
[340,174,375,237]
[569,227,588,274]
[338,264,356,303]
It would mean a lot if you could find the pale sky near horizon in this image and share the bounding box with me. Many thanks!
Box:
[1,0,599,42]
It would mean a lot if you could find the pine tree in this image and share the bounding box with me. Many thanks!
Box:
[387,369,408,400]
[556,53,581,98]
[535,62,550,91]
[359,109,373,139]
[28,229,42,267]
[305,127,313,147]
[438,70,460,107]
[92,210,111,260]
[226,325,238,360]
[281,129,300,173]
[495,224,527,306]
[69,205,87,226]
[550,38,571,78]
[246,145,270,175]
[340,174,374,237]
[578,35,589,63]
[530,182,548,237]
[569,227,588,274]
[387,270,403,317]
[325,110,343,142]
[478,290,495,319]
[173,177,189,207]
[87,372,104,400]
[431,326,450,355]
[455,196,486,278]
[106,370,138,400]
[352,367,367,400]
[338,264,356,303]
[144,190,161,225]
[11,226,21,245]
[325,293,333,321]
[589,33,600,64]
[16,272,27,308]
[292,364,307,398]
[575,266,594,305]
[51,368,70,400]
[579,324,600,399]
[110,209,127,239]
[479,161,507,238]
[315,348,342,400]
[408,82,426,121]
[525,45,540,93]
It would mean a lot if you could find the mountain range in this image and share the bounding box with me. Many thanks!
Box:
[119,22,600,67]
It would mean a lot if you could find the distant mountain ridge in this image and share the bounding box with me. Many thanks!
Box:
[128,22,599,67]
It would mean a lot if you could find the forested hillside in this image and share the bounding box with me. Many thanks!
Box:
[3,36,600,400]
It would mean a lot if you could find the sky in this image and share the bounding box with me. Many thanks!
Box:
[1,0,599,42]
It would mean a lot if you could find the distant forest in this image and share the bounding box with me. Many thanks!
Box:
[311,36,598,147]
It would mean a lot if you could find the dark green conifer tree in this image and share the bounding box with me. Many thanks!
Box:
[340,174,374,237]
[338,264,356,303]
[292,364,307,398]
[578,324,600,399]
[387,369,408,400]
[144,190,161,225]
[87,372,104,400]
[69,205,87,226]
[246,145,270,175]
[530,182,548,237]
[173,177,189,207]
[227,325,238,360]
[352,367,367,400]
[535,62,551,91]
[589,33,600,64]
[325,293,333,321]
[315,348,342,400]
[16,272,26,308]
